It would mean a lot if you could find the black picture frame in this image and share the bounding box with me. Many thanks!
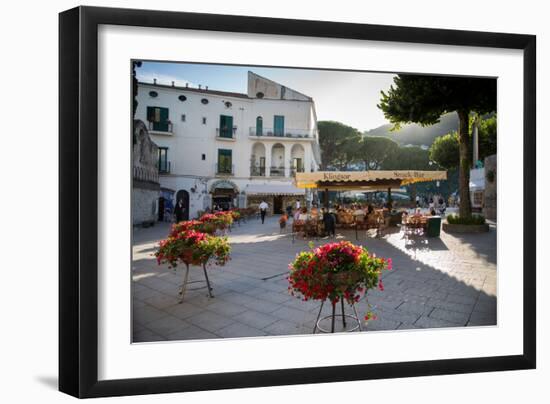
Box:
[59,6,536,398]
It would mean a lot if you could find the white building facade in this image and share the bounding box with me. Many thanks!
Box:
[135,72,321,219]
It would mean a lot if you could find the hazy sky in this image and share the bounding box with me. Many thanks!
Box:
[137,61,397,131]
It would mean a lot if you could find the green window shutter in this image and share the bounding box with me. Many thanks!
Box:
[147,106,155,122]
[274,115,284,136]
[256,117,263,136]
[219,115,233,138]
[217,149,233,173]
[157,107,169,131]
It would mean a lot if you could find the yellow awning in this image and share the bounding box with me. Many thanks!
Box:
[294,170,447,189]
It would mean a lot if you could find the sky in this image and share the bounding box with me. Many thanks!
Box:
[137,61,397,131]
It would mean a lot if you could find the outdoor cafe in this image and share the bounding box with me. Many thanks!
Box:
[291,170,447,239]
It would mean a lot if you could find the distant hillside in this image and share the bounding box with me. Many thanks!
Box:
[364,112,459,147]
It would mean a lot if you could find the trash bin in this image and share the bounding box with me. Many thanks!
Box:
[426,216,442,237]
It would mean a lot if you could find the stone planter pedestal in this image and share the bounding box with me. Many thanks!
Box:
[442,222,490,233]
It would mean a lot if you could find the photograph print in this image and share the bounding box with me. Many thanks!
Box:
[131,60,497,343]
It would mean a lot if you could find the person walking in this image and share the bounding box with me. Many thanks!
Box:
[174,199,186,223]
[259,200,269,224]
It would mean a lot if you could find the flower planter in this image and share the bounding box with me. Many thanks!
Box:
[288,241,391,332]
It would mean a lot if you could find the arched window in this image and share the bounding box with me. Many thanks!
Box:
[256,116,263,136]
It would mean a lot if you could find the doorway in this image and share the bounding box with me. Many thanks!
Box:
[273,196,283,214]
[175,189,190,221]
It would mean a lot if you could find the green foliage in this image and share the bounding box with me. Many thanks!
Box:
[429,132,460,169]
[378,75,496,127]
[357,136,399,169]
[429,115,497,169]
[382,145,431,170]
[446,214,486,225]
[318,121,362,170]
[478,115,497,160]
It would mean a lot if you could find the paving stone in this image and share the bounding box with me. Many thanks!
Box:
[414,315,460,329]
[271,306,316,325]
[145,315,192,337]
[133,304,170,324]
[429,308,470,325]
[216,322,267,338]
[365,317,401,331]
[166,324,220,341]
[233,310,279,329]
[143,292,181,310]
[164,302,206,320]
[467,310,497,326]
[202,299,249,317]
[395,302,435,316]
[186,310,234,333]
[133,328,167,343]
[428,298,475,314]
[263,319,306,335]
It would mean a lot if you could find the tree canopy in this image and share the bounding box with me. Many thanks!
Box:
[429,132,460,169]
[318,121,362,170]
[378,75,496,128]
[358,136,399,170]
[378,74,497,218]
[382,146,431,171]
[429,115,497,169]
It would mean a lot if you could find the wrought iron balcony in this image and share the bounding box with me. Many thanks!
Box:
[250,166,266,176]
[148,121,173,134]
[249,127,315,139]
[216,127,237,139]
[290,166,305,176]
[269,166,286,177]
[215,163,235,175]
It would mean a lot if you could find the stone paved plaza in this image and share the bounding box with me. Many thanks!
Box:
[132,215,497,342]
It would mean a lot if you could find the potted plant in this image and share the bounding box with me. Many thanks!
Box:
[156,229,231,301]
[288,241,391,330]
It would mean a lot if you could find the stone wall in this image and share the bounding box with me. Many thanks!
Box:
[133,120,160,226]
[132,186,158,225]
[483,154,497,221]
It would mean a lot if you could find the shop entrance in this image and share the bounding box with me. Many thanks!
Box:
[273,195,283,214]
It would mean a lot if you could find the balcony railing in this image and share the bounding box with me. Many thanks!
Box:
[249,127,315,139]
[215,163,235,175]
[290,166,305,176]
[250,166,266,176]
[133,166,159,183]
[216,127,237,139]
[148,121,173,133]
[270,166,286,177]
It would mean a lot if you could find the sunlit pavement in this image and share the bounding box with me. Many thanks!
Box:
[132,215,496,342]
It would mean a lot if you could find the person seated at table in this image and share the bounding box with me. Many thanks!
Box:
[298,207,309,221]
[311,205,319,218]
[367,204,374,215]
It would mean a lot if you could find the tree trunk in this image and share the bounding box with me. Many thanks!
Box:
[457,110,472,218]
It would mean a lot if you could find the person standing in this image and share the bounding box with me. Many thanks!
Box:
[295,199,301,212]
[259,200,269,224]
[322,208,335,237]
[286,204,293,218]
[174,199,186,223]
